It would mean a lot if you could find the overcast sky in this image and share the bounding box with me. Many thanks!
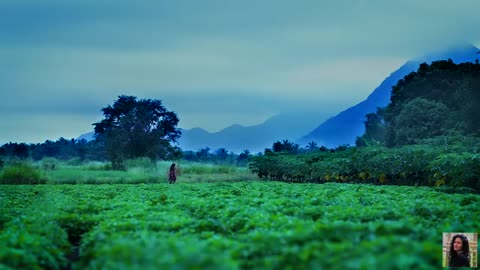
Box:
[1,0,479,144]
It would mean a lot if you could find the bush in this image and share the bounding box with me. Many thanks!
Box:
[428,152,480,191]
[66,157,84,166]
[181,165,236,175]
[123,157,156,171]
[0,163,45,185]
[0,212,71,269]
[41,157,58,170]
[249,138,480,192]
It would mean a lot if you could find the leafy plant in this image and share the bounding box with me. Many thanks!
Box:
[0,162,45,185]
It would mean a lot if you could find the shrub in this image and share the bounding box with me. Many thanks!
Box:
[123,157,156,171]
[0,212,71,269]
[41,157,58,170]
[66,157,84,166]
[428,152,480,191]
[249,138,480,192]
[181,165,236,175]
[0,163,45,184]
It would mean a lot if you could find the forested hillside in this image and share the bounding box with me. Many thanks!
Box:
[251,60,480,192]
[358,60,480,146]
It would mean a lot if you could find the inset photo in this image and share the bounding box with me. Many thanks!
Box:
[443,232,478,268]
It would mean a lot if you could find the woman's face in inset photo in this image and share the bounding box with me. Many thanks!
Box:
[453,237,463,252]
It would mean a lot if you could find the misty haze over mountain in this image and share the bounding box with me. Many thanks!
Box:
[77,45,479,153]
[300,45,479,148]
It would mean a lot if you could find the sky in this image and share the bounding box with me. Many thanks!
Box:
[1,0,480,145]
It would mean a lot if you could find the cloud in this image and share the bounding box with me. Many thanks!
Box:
[0,46,403,100]
[1,0,479,143]
[0,112,102,145]
[2,0,479,53]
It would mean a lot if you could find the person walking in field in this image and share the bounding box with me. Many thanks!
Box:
[168,163,177,184]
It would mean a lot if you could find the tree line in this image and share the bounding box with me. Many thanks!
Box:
[2,59,479,178]
[0,139,254,168]
[357,59,480,147]
[251,59,480,192]
[0,139,105,162]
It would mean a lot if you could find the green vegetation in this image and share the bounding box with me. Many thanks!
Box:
[251,136,480,192]
[0,159,257,185]
[1,182,478,269]
[249,60,480,193]
[0,141,253,169]
[0,97,252,169]
[0,59,478,269]
[93,95,182,168]
[0,162,46,185]
[358,60,480,147]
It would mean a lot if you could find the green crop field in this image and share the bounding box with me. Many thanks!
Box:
[1,181,478,270]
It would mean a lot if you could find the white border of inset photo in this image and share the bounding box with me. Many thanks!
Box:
[443,232,478,268]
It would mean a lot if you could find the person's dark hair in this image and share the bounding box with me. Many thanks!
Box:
[449,234,470,267]
[170,163,176,170]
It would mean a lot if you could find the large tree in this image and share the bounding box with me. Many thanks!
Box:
[356,107,386,147]
[93,95,181,167]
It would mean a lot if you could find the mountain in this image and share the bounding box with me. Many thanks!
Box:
[178,111,330,153]
[76,111,330,153]
[300,45,479,148]
[76,131,94,142]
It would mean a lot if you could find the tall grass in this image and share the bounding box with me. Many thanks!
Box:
[0,162,46,184]
[124,157,156,171]
[37,159,259,184]
[157,161,258,182]
[41,157,58,170]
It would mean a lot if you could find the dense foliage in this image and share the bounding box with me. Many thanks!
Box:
[93,95,182,167]
[0,139,106,161]
[358,60,480,146]
[0,159,257,185]
[0,162,46,185]
[183,148,252,166]
[1,182,478,269]
[0,141,253,170]
[250,136,480,192]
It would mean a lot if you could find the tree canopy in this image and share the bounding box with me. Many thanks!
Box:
[93,95,181,167]
[357,59,480,147]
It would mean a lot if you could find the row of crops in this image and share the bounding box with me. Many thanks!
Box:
[1,182,479,269]
[249,139,480,192]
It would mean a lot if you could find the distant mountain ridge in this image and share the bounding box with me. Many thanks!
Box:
[177,111,330,153]
[77,45,479,152]
[299,45,479,148]
[77,111,331,153]
[77,132,94,142]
